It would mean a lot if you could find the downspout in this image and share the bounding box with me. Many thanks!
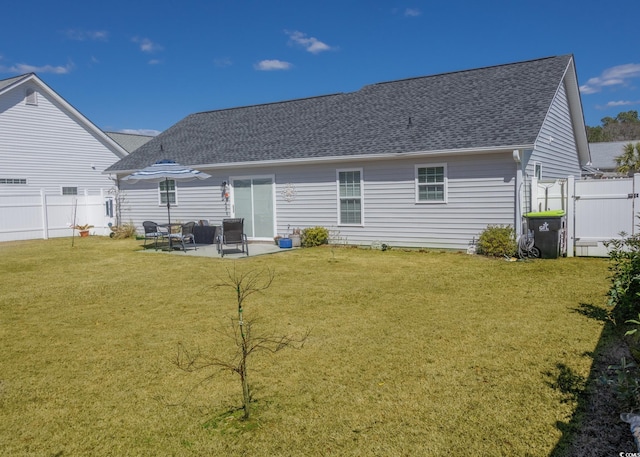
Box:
[513,150,523,236]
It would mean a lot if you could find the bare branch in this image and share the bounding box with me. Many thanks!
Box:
[173,266,308,420]
[173,342,236,373]
[216,265,276,310]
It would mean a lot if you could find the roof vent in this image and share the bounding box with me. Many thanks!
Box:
[25,88,38,105]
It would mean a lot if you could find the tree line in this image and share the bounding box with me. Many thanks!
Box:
[587,110,640,143]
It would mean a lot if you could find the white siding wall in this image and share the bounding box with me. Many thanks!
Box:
[119,152,517,250]
[0,81,121,196]
[528,81,581,179]
[118,172,230,228]
[274,153,516,249]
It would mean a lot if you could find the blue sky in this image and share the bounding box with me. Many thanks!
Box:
[1,0,638,136]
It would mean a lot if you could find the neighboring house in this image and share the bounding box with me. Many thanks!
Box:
[584,140,640,178]
[106,55,590,250]
[0,73,128,241]
[105,131,155,153]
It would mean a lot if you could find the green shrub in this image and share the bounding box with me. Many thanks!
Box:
[477,225,516,257]
[604,232,640,323]
[600,357,640,411]
[607,235,640,413]
[301,226,329,247]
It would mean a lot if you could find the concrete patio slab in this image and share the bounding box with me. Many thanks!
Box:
[142,242,294,258]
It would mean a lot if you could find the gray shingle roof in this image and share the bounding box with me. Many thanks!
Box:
[107,55,572,172]
[589,140,640,170]
[105,132,155,153]
[0,74,31,92]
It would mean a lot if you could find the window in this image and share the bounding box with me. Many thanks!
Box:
[534,162,542,179]
[338,169,363,225]
[416,164,447,203]
[0,178,27,185]
[105,199,114,218]
[62,187,78,195]
[25,88,38,105]
[159,179,176,205]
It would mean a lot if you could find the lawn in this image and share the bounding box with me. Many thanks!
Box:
[0,237,611,456]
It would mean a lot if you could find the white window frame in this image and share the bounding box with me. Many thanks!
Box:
[159,179,177,206]
[534,162,542,180]
[337,168,364,226]
[415,163,448,204]
[105,198,114,218]
[228,174,277,239]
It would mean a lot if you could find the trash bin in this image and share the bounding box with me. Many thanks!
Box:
[525,210,565,259]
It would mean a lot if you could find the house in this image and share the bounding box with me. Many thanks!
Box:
[584,141,640,178]
[106,55,590,250]
[105,131,155,153]
[0,73,128,241]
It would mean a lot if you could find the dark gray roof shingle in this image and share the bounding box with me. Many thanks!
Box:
[0,74,31,92]
[107,55,572,172]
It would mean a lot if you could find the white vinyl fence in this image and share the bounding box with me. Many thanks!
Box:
[2,179,635,255]
[531,175,640,257]
[0,189,115,242]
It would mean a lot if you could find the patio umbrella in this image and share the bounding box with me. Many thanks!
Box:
[121,160,211,226]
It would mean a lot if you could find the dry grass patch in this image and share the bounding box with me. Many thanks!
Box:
[0,237,610,455]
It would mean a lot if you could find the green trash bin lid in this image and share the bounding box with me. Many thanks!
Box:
[525,210,566,217]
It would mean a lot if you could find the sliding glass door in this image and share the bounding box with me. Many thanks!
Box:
[231,176,274,239]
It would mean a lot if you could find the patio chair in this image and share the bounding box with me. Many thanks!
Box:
[167,221,197,252]
[217,218,249,257]
[142,221,168,250]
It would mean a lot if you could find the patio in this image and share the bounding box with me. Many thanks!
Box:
[141,241,289,258]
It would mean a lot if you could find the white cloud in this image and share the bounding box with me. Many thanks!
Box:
[148,59,162,65]
[404,8,422,17]
[132,37,163,53]
[606,100,640,107]
[214,57,233,68]
[119,129,161,136]
[91,31,109,41]
[64,29,108,41]
[285,30,332,54]
[0,62,74,74]
[255,59,293,71]
[580,63,640,94]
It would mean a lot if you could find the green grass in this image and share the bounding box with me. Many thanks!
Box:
[0,237,610,456]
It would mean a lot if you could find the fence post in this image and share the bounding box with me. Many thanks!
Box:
[84,189,90,222]
[530,176,539,213]
[40,189,49,240]
[634,174,640,236]
[566,175,575,257]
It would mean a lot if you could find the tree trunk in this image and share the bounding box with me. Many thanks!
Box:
[238,286,251,420]
[240,360,250,419]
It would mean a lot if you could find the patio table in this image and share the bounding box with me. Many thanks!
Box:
[158,223,183,249]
